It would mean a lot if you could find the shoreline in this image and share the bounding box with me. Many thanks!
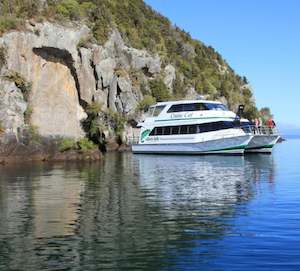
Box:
[0,132,132,165]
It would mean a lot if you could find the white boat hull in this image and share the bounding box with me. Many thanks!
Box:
[245,135,280,153]
[132,135,252,155]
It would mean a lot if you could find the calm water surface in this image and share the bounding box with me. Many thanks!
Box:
[0,139,300,270]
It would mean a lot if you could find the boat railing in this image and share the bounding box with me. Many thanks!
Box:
[127,136,139,145]
[242,125,279,136]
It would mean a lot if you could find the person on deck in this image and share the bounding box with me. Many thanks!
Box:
[254,118,260,134]
[258,117,263,134]
[267,117,276,134]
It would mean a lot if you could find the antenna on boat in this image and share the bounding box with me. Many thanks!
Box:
[233,104,244,126]
[236,105,245,117]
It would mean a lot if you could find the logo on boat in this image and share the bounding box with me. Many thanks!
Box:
[171,112,194,119]
[141,129,152,143]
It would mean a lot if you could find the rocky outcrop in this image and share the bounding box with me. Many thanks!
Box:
[0,132,102,164]
[0,22,89,138]
[164,64,176,92]
[0,22,164,142]
[0,80,27,134]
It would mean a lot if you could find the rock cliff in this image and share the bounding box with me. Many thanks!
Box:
[0,22,169,142]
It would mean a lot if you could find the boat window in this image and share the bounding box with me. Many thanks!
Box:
[146,106,155,117]
[191,103,209,111]
[163,126,171,135]
[153,105,166,116]
[171,126,180,135]
[180,125,188,134]
[204,103,228,111]
[188,125,198,134]
[241,121,251,127]
[198,123,210,133]
[148,121,238,137]
[156,127,163,135]
[167,104,183,113]
[183,104,196,111]
[167,103,208,113]
[223,121,235,129]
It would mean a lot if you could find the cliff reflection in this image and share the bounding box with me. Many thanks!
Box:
[0,153,275,270]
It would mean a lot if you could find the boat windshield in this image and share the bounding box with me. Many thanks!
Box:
[205,103,228,111]
[145,105,166,117]
[153,105,166,116]
[145,106,155,117]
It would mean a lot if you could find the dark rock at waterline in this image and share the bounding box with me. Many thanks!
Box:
[0,133,102,164]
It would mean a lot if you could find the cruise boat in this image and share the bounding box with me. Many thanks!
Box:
[132,100,253,155]
[241,120,280,153]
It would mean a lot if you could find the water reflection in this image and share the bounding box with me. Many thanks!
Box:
[0,153,275,270]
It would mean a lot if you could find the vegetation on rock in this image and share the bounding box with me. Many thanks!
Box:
[3,71,32,101]
[137,95,156,112]
[58,137,97,152]
[149,78,171,102]
[0,46,7,70]
[78,137,98,151]
[24,106,33,124]
[0,121,4,134]
[58,138,77,152]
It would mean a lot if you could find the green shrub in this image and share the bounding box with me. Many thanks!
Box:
[106,109,126,135]
[0,16,19,34]
[27,125,41,143]
[78,138,97,151]
[24,106,33,124]
[59,137,97,152]
[55,0,80,20]
[0,121,4,134]
[0,46,6,70]
[137,95,156,112]
[92,19,110,45]
[79,2,97,17]
[58,138,77,152]
[77,35,94,49]
[149,78,171,102]
[86,102,102,116]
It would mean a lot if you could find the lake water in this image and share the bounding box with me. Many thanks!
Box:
[0,139,300,270]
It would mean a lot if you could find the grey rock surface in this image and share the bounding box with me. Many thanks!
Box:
[0,80,27,133]
[77,47,96,103]
[0,22,163,142]
[164,64,176,91]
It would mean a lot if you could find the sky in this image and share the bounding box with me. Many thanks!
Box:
[145,0,300,129]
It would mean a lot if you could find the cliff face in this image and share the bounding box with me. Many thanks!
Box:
[0,0,259,153]
[0,22,164,140]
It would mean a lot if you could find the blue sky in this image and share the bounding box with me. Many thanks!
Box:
[145,0,300,128]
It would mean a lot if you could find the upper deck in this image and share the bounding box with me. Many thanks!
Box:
[139,99,237,127]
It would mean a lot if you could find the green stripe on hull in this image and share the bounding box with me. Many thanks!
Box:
[246,144,274,150]
[209,144,247,152]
